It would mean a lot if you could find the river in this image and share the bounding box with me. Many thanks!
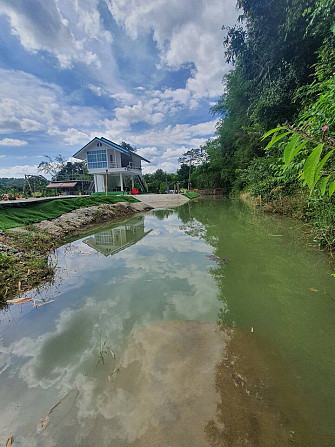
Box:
[0,199,334,446]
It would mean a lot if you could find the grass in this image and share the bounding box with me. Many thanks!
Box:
[183,192,200,199]
[0,230,56,303]
[0,195,139,230]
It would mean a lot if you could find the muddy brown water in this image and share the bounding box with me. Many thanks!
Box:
[0,200,334,446]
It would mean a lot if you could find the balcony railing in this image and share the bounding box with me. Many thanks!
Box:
[108,162,142,171]
[126,163,142,171]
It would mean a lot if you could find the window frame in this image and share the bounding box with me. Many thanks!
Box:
[87,149,107,169]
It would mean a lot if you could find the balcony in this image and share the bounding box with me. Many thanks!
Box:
[108,161,142,173]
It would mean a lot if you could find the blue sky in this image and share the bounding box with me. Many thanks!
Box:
[0,0,238,177]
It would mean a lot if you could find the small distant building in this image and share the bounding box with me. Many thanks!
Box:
[73,137,150,193]
[46,180,93,195]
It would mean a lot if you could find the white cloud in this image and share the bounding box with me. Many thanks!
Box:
[129,119,217,148]
[0,138,28,146]
[0,69,104,143]
[86,84,104,96]
[114,100,164,126]
[161,146,187,160]
[0,164,39,177]
[107,0,239,98]
[136,147,158,159]
[0,0,113,69]
[47,127,90,145]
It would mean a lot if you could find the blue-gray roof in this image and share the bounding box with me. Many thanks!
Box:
[73,137,150,163]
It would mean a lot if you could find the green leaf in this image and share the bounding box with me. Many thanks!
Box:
[319,176,330,196]
[314,150,334,181]
[262,126,288,141]
[288,140,309,165]
[303,144,323,190]
[283,134,302,165]
[265,131,291,150]
[329,180,335,197]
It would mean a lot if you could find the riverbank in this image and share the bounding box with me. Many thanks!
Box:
[0,195,139,231]
[0,200,152,304]
[240,191,335,253]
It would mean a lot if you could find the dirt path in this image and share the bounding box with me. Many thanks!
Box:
[132,193,189,208]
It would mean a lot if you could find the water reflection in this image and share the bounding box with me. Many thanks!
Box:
[0,201,334,446]
[83,216,152,256]
[0,208,221,445]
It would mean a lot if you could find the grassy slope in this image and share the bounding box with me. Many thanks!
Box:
[183,192,200,199]
[0,196,139,230]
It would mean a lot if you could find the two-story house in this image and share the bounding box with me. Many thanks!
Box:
[73,137,150,193]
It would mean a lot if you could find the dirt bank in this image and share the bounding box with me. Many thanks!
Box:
[0,201,152,304]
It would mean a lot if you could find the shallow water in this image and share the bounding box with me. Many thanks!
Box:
[0,200,334,446]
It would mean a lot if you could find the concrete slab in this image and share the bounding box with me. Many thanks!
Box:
[132,193,189,208]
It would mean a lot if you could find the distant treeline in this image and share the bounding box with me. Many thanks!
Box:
[0,177,25,192]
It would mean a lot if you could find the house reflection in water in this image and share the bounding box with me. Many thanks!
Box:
[83,216,151,256]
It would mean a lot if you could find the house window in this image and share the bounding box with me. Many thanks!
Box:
[87,150,107,169]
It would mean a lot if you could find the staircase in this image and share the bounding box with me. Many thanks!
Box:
[136,175,148,192]
[87,181,95,194]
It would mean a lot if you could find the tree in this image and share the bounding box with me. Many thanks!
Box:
[178,148,207,190]
[38,155,91,180]
[55,161,91,180]
[38,155,67,178]
[121,142,136,152]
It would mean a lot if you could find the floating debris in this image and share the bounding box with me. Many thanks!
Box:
[6,437,13,447]
[205,254,230,264]
[37,390,77,433]
[308,287,318,293]
[251,327,254,333]
[33,299,55,309]
[6,297,32,305]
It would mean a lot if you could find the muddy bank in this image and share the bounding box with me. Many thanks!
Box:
[32,201,152,237]
[206,326,318,446]
[0,201,152,304]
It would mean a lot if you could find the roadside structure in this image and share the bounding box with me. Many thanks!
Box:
[73,137,150,193]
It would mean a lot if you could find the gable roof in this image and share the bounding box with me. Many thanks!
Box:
[73,137,150,163]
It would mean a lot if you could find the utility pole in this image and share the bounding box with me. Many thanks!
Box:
[188,158,192,191]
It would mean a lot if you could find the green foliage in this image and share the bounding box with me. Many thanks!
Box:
[143,169,177,193]
[297,77,335,134]
[200,0,334,196]
[263,125,334,196]
[183,192,200,199]
[0,178,25,193]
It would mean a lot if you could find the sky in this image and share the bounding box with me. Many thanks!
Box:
[0,0,239,177]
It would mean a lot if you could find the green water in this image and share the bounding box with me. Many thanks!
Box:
[0,199,334,446]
